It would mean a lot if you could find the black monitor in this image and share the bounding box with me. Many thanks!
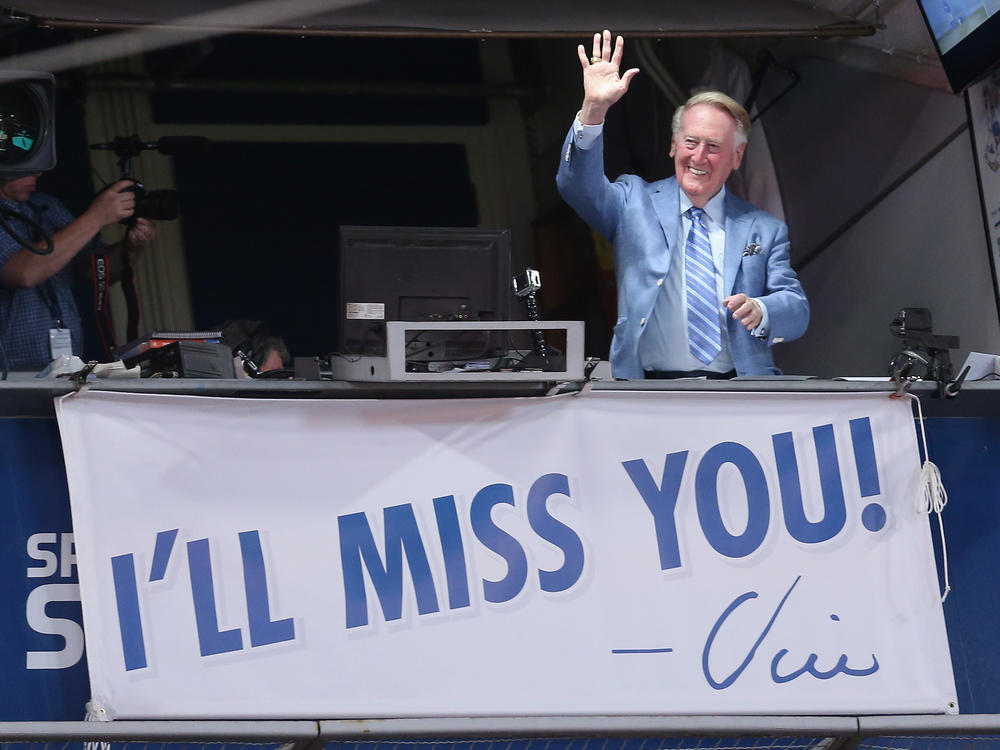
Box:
[335,225,512,362]
[916,0,1000,92]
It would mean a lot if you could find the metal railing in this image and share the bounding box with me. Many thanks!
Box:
[2,715,1000,750]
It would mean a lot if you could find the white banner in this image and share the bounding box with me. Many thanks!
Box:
[55,390,956,719]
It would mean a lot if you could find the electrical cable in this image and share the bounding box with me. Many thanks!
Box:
[0,204,53,254]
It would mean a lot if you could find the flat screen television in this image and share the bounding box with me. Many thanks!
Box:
[916,0,1000,92]
[335,225,512,363]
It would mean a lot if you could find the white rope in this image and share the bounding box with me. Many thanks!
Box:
[908,393,951,602]
[84,697,112,750]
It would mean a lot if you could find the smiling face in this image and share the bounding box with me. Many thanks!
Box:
[670,103,745,208]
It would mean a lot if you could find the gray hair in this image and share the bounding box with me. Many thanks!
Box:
[671,90,751,150]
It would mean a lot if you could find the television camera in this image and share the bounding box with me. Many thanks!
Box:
[89,134,206,223]
[888,307,966,397]
[0,71,56,254]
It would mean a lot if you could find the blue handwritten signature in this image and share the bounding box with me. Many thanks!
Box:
[702,575,879,689]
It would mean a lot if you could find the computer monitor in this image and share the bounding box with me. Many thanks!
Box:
[335,225,512,362]
[915,0,1000,92]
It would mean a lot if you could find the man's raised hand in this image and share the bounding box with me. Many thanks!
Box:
[577,30,640,125]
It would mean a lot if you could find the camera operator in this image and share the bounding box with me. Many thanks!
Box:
[0,173,156,371]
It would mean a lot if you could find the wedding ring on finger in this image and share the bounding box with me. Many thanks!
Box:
[590,56,601,64]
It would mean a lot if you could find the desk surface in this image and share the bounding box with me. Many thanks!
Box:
[3,376,998,418]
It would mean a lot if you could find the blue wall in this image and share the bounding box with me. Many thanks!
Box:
[0,418,89,720]
[926,417,1000,714]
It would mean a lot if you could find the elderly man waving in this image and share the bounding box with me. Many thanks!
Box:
[557,30,809,379]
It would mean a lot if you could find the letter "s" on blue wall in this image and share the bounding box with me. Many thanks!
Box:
[471,484,528,604]
[527,473,584,593]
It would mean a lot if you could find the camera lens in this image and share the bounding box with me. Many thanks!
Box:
[137,189,179,221]
[0,84,43,165]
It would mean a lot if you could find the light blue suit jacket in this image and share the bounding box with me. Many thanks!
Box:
[556,126,809,378]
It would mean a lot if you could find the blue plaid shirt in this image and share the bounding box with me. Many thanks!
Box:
[0,192,104,370]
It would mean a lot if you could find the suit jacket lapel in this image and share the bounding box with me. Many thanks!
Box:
[651,178,680,262]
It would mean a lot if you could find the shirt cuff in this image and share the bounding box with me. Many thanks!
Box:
[750,298,770,339]
[573,114,604,150]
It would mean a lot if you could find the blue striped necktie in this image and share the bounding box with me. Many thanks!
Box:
[684,207,722,364]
